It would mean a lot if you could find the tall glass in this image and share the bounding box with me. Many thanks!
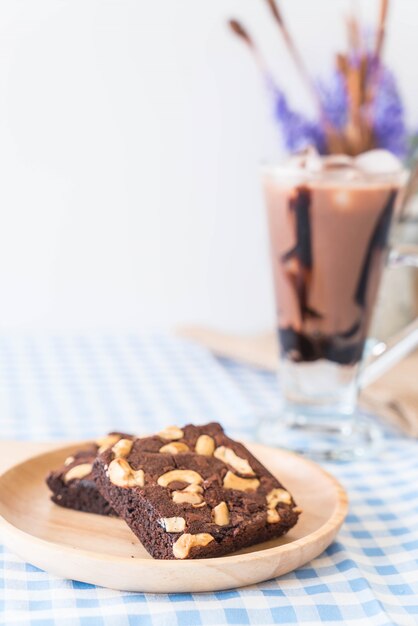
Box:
[258,159,415,460]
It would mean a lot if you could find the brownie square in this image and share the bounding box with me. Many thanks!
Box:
[93,422,300,559]
[46,433,132,516]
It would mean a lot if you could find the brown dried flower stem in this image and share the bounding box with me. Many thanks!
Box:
[229,20,276,82]
[263,0,324,119]
[375,0,389,61]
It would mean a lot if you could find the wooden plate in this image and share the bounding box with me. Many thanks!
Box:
[0,441,348,593]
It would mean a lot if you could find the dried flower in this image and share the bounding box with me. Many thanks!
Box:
[229,0,413,159]
[271,82,325,154]
[373,66,407,157]
[317,72,348,132]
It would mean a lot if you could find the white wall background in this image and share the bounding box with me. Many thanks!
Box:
[0,0,416,333]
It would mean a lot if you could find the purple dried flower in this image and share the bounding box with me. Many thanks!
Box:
[270,60,407,158]
[271,83,325,154]
[316,72,348,130]
[373,66,407,157]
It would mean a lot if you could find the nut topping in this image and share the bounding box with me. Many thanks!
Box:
[157,426,184,441]
[112,438,133,458]
[157,469,203,488]
[266,488,292,508]
[265,488,292,524]
[267,509,281,524]
[159,516,186,533]
[159,442,189,454]
[183,484,203,494]
[223,471,260,492]
[63,456,75,466]
[107,458,145,488]
[195,434,215,456]
[172,482,204,505]
[212,501,230,526]
[173,533,214,559]
[214,446,255,476]
[64,463,93,483]
[172,491,204,506]
[96,434,121,454]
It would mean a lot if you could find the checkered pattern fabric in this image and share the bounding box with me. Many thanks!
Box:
[0,334,417,626]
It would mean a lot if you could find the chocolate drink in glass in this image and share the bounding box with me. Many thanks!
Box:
[263,153,404,413]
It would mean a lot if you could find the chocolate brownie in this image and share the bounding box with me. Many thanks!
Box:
[93,423,301,559]
[46,433,132,516]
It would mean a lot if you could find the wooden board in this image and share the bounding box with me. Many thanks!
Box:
[0,440,348,593]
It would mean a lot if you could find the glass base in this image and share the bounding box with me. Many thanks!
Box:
[256,407,384,462]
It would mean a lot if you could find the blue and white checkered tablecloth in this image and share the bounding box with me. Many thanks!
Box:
[0,334,417,626]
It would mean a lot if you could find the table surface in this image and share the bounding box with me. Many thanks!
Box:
[0,334,417,626]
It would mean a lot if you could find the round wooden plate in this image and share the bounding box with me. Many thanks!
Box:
[0,441,348,593]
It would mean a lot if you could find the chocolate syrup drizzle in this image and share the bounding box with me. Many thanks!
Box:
[354,189,396,308]
[281,187,323,321]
